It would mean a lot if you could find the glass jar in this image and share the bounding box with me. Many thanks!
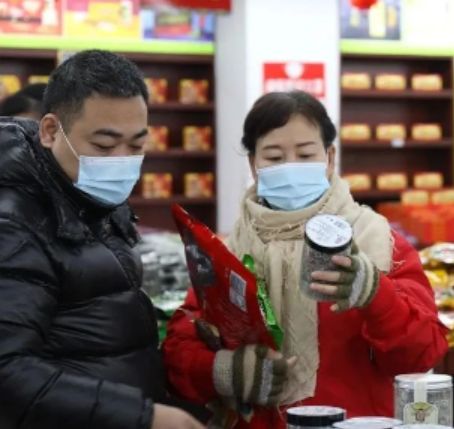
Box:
[395,374,453,427]
[333,417,403,428]
[286,406,345,429]
[397,426,452,429]
[301,214,353,301]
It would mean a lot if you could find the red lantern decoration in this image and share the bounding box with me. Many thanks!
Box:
[350,0,379,9]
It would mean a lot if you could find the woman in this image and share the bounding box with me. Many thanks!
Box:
[163,91,448,428]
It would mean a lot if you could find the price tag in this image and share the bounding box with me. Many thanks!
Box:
[391,138,405,148]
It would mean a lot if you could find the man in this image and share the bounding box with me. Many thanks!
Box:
[0,50,204,429]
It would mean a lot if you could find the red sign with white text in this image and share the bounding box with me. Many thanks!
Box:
[263,62,325,99]
[140,0,230,11]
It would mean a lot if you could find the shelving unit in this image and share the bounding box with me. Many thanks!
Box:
[341,54,454,207]
[0,48,217,232]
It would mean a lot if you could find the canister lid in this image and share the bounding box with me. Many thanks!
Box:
[305,214,353,254]
[395,373,452,389]
[333,417,403,428]
[286,406,345,427]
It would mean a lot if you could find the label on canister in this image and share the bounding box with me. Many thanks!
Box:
[403,402,439,424]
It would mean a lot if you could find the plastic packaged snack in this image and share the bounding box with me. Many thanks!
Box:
[172,204,284,350]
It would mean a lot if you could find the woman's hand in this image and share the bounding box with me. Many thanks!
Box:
[310,244,380,312]
[213,345,297,406]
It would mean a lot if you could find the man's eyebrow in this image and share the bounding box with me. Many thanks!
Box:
[92,128,148,139]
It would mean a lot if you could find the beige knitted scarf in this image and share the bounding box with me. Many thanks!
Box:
[227,173,393,405]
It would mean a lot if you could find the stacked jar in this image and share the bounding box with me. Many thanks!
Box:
[286,406,345,429]
[394,374,452,427]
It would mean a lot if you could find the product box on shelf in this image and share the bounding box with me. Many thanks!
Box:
[341,124,371,141]
[375,74,406,91]
[342,173,372,191]
[411,123,443,141]
[142,173,173,199]
[183,126,212,151]
[145,78,168,104]
[145,126,169,152]
[401,190,430,206]
[414,172,444,190]
[411,74,443,91]
[376,124,407,141]
[432,189,454,205]
[28,76,49,84]
[341,73,371,90]
[0,75,21,101]
[377,173,408,190]
[179,79,209,104]
[184,173,214,198]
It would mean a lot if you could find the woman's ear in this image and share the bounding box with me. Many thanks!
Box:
[327,145,336,179]
[248,155,258,183]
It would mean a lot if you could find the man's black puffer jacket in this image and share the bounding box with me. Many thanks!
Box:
[0,118,166,429]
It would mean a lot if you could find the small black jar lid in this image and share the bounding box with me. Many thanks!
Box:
[305,214,353,255]
[286,406,346,427]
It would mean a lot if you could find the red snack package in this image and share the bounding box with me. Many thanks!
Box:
[172,204,281,350]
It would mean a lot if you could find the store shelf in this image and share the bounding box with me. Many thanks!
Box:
[129,196,216,206]
[145,149,215,159]
[342,89,452,99]
[342,140,453,149]
[148,102,215,112]
[351,190,403,200]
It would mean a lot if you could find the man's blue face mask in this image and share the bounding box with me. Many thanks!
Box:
[257,162,330,211]
[59,123,144,206]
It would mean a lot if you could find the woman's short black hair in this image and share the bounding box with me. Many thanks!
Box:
[241,90,337,155]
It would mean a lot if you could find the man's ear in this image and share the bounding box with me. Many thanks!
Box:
[40,114,59,149]
[248,155,258,183]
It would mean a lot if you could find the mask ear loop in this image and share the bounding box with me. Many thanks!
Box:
[58,122,80,161]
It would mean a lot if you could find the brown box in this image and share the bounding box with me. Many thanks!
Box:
[341,73,371,90]
[145,126,169,152]
[28,75,50,84]
[184,173,214,198]
[0,75,21,101]
[375,74,406,91]
[414,172,444,190]
[142,174,173,199]
[183,126,212,151]
[401,190,430,206]
[341,124,371,141]
[145,78,168,104]
[179,79,209,104]
[412,74,443,91]
[376,124,406,141]
[343,174,372,191]
[377,173,408,190]
[431,190,454,205]
[411,124,442,141]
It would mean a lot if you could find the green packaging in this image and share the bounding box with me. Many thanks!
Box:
[242,254,284,350]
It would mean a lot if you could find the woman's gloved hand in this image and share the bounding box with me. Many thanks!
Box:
[213,345,296,406]
[310,243,380,312]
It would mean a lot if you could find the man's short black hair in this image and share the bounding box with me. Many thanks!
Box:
[242,90,337,154]
[43,50,149,128]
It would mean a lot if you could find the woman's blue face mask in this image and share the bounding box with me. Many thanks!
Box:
[257,162,330,211]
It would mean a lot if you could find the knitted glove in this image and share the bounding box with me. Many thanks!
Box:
[331,243,380,312]
[213,345,288,406]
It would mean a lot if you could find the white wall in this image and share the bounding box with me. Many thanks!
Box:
[216,0,340,234]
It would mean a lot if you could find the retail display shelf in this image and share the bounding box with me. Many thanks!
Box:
[148,102,215,112]
[342,89,453,99]
[342,140,453,149]
[129,196,216,206]
[145,149,215,158]
[351,190,403,200]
